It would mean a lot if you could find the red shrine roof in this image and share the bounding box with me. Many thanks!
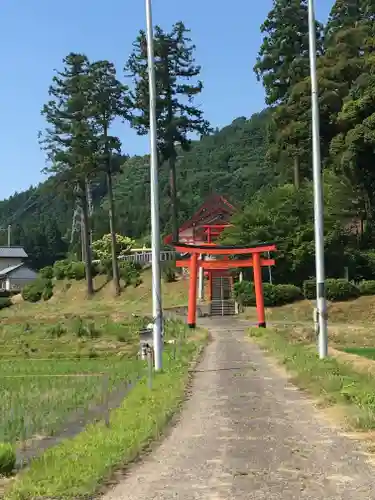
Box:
[164,194,236,245]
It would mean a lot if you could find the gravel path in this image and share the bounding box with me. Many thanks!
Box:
[103,318,375,500]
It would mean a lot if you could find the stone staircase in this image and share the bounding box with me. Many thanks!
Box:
[209,273,236,316]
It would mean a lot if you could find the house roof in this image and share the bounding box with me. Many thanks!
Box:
[0,263,25,276]
[0,246,28,258]
[164,194,236,245]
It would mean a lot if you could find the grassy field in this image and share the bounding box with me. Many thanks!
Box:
[4,328,207,500]
[4,270,189,322]
[245,294,375,435]
[342,347,375,360]
[243,295,375,349]
[244,295,375,325]
[0,271,192,473]
[248,326,375,431]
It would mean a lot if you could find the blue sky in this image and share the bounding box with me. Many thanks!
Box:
[0,0,331,199]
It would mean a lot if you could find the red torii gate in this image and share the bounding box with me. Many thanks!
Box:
[174,242,276,329]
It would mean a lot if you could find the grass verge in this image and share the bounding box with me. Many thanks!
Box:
[342,347,375,360]
[248,327,375,431]
[4,330,207,500]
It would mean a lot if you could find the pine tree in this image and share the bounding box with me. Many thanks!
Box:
[255,0,324,188]
[40,53,95,296]
[126,21,211,242]
[254,0,323,106]
[88,60,130,295]
[325,0,361,42]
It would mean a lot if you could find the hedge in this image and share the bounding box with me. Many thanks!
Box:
[233,281,302,307]
[358,280,375,296]
[303,279,360,302]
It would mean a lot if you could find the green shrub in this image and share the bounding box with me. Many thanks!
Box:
[303,278,360,302]
[39,266,54,279]
[0,442,16,476]
[0,297,12,310]
[233,281,302,307]
[162,262,177,283]
[22,283,43,303]
[358,280,375,296]
[66,261,86,280]
[53,259,72,280]
[119,261,141,287]
[234,281,255,306]
[302,279,316,300]
[274,284,303,305]
[22,278,53,303]
[42,286,54,301]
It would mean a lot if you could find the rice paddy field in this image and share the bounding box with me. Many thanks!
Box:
[0,357,143,444]
[0,315,146,446]
[0,273,191,449]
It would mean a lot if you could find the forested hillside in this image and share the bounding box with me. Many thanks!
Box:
[0,110,272,268]
[2,0,375,288]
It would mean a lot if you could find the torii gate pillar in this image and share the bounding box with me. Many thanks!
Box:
[188,253,198,328]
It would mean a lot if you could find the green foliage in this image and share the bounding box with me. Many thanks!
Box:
[162,262,177,283]
[302,279,317,300]
[4,6,375,288]
[303,278,360,301]
[0,442,16,476]
[0,298,12,310]
[22,282,43,303]
[65,261,86,281]
[39,266,54,279]
[52,260,85,281]
[126,21,211,239]
[254,0,323,106]
[53,260,72,280]
[118,261,141,287]
[233,280,302,307]
[42,286,54,301]
[92,234,135,260]
[22,278,53,303]
[358,280,375,296]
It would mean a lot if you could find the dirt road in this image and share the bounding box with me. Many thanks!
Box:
[103,318,375,499]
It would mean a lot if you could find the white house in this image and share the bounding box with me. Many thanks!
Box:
[0,247,37,291]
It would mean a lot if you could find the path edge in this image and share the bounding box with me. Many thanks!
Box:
[96,329,211,498]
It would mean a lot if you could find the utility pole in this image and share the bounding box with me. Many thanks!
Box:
[7,225,11,247]
[308,0,328,358]
[145,0,163,371]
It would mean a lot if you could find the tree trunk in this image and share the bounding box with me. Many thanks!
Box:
[293,156,300,190]
[81,193,94,297]
[106,170,121,296]
[169,152,179,243]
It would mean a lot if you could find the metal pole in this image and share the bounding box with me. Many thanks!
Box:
[267,251,272,284]
[308,0,328,358]
[145,0,163,371]
[7,225,11,247]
